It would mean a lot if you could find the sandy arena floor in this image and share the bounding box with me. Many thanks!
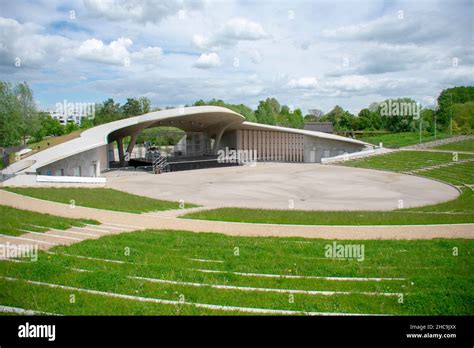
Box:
[104,163,459,211]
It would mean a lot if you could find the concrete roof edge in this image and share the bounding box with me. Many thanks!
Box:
[11,106,246,174]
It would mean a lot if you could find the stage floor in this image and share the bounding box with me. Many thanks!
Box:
[104,163,459,211]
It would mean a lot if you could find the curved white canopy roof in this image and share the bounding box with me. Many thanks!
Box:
[5,105,370,174]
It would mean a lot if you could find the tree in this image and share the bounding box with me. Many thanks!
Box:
[420,108,435,133]
[279,105,304,129]
[139,97,151,114]
[65,121,79,134]
[358,108,373,130]
[451,101,474,133]
[0,81,22,147]
[122,98,141,117]
[255,98,280,125]
[357,108,382,130]
[80,117,94,129]
[306,109,324,121]
[193,99,257,122]
[15,82,39,145]
[38,112,64,137]
[255,100,276,125]
[379,98,418,133]
[94,98,122,125]
[436,86,474,126]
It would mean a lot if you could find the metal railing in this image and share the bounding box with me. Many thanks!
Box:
[153,155,170,173]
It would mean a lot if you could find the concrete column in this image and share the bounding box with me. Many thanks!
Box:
[212,122,239,155]
[248,130,253,151]
[126,132,139,159]
[272,132,278,161]
[288,134,291,162]
[117,138,125,166]
[213,129,225,155]
[253,131,258,155]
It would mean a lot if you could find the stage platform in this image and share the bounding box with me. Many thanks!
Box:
[127,155,240,172]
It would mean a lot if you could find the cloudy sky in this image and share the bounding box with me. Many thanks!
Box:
[0,0,472,114]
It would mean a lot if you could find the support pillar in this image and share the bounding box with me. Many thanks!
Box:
[126,132,139,159]
[117,138,125,166]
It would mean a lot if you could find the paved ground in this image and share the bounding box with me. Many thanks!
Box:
[0,190,472,247]
[104,163,459,211]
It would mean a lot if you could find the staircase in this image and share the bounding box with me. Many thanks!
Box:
[153,155,170,173]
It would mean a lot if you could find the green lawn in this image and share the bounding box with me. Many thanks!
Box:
[181,193,474,225]
[339,150,472,172]
[0,230,472,315]
[420,161,474,186]
[2,187,198,213]
[359,132,449,149]
[433,139,474,152]
[0,205,98,236]
[409,188,474,213]
[27,130,83,154]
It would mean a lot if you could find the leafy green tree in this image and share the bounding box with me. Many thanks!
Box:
[0,81,22,147]
[357,108,382,130]
[80,117,94,129]
[279,105,304,129]
[322,105,356,131]
[420,108,435,133]
[255,101,273,125]
[139,97,151,114]
[378,98,418,133]
[193,99,257,122]
[306,109,324,121]
[255,98,280,125]
[94,98,122,125]
[358,108,372,130]
[122,98,141,117]
[437,86,474,126]
[451,101,474,133]
[38,112,64,138]
[65,121,79,134]
[15,82,39,145]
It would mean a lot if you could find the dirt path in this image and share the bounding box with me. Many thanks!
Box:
[1,190,473,246]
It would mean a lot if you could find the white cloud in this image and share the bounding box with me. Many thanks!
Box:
[220,18,269,41]
[287,77,318,89]
[193,18,269,50]
[0,16,72,67]
[77,37,133,65]
[1,0,473,115]
[132,46,163,61]
[193,52,221,69]
[76,37,163,66]
[322,13,448,45]
[84,0,202,23]
[249,50,263,64]
[326,75,371,91]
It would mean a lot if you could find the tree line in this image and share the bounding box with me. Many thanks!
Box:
[307,87,474,134]
[0,81,154,148]
[1,79,472,149]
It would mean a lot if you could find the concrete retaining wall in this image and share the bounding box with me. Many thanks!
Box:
[304,136,366,163]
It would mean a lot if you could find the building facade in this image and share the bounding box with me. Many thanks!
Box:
[5,106,372,179]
